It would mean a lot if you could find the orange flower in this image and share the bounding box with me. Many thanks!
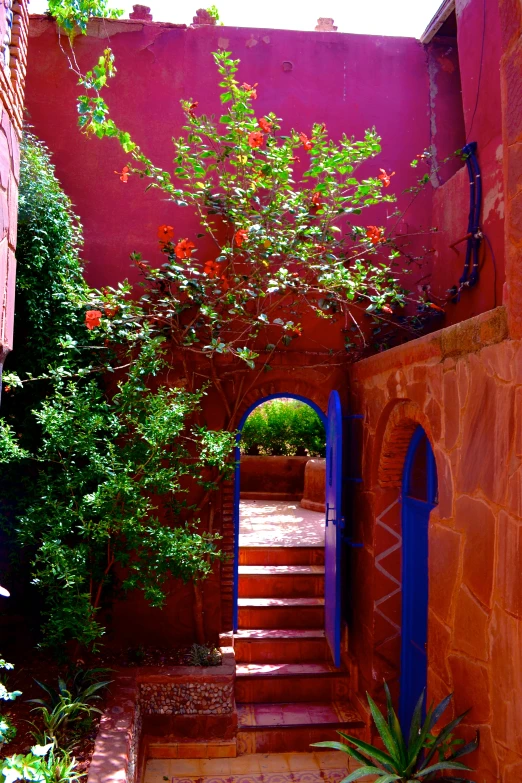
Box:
[175,239,196,259]
[220,275,230,291]
[427,302,445,312]
[204,260,223,278]
[4,385,10,393]
[158,224,175,243]
[382,305,393,314]
[258,117,272,133]
[366,226,384,245]
[115,166,129,183]
[248,131,265,149]
[135,258,150,272]
[378,168,395,187]
[105,305,119,318]
[311,191,322,208]
[188,101,198,119]
[234,229,248,247]
[85,310,102,330]
[299,133,313,151]
[241,82,258,99]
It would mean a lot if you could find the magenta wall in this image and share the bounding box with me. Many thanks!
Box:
[25,18,432,292]
[429,0,505,325]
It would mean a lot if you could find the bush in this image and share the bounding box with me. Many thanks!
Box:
[240,399,325,457]
[0,134,235,651]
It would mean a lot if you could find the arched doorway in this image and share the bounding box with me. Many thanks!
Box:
[233,394,327,631]
[399,425,438,730]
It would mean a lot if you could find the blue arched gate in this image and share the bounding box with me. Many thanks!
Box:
[399,425,438,731]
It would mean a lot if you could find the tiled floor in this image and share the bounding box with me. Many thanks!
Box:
[239,501,324,547]
[144,751,357,783]
[237,703,362,728]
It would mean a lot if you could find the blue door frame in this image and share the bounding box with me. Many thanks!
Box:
[399,425,437,731]
[232,394,327,632]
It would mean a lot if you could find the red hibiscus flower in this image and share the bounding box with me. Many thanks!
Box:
[175,239,196,259]
[299,133,313,151]
[241,82,258,99]
[366,226,384,245]
[378,168,395,187]
[115,166,129,183]
[248,131,265,149]
[204,260,223,278]
[234,229,248,247]
[158,224,175,243]
[105,305,119,318]
[220,275,230,291]
[311,192,322,208]
[85,310,102,330]
[258,117,272,133]
[188,101,198,119]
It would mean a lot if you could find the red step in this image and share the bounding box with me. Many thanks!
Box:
[237,597,324,630]
[238,565,324,598]
[236,701,365,754]
[235,662,349,704]
[234,629,330,663]
[239,546,324,567]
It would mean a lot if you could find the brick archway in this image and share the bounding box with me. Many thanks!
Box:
[369,400,435,705]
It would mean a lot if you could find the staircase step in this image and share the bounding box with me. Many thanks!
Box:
[237,597,324,630]
[237,702,365,754]
[234,629,329,663]
[235,662,349,703]
[239,546,325,567]
[238,565,324,598]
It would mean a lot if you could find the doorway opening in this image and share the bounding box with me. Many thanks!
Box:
[233,394,327,631]
[399,425,438,730]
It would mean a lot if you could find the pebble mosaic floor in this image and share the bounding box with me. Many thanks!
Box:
[239,501,324,547]
[144,751,357,783]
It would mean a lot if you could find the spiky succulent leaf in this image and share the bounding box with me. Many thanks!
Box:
[366,694,401,765]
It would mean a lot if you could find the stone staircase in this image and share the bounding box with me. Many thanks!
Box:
[235,544,364,754]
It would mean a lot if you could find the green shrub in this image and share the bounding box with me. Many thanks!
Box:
[0,134,235,651]
[240,399,325,457]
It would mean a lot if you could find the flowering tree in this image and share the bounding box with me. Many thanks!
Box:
[76,49,428,428]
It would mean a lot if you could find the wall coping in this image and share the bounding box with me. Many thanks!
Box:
[87,648,235,783]
[350,306,508,382]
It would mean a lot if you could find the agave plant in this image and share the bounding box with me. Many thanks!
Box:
[313,683,479,782]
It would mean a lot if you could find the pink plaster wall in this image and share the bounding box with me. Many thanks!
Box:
[428,0,505,324]
[25,18,432,294]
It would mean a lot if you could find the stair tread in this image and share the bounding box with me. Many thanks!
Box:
[235,629,326,639]
[238,597,324,607]
[237,701,364,729]
[237,662,344,677]
[238,565,325,575]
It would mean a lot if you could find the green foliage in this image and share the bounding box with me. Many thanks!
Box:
[0,743,80,783]
[0,134,235,650]
[186,643,222,667]
[0,659,20,750]
[46,0,123,36]
[28,670,111,749]
[75,47,423,383]
[0,660,21,705]
[313,683,478,781]
[241,399,325,456]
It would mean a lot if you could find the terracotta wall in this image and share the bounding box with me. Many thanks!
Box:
[240,455,309,499]
[0,0,27,374]
[347,303,522,780]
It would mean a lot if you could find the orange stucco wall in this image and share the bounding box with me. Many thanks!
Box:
[347,306,522,780]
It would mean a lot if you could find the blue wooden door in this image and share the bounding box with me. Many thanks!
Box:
[399,427,437,731]
[325,390,343,668]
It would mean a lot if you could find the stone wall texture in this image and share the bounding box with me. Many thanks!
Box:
[0,0,27,371]
[347,306,522,781]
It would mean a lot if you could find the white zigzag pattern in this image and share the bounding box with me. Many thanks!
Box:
[374,498,402,639]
